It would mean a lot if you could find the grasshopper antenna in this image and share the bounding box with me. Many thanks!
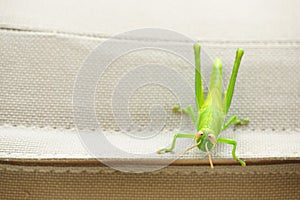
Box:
[206,142,214,169]
[176,141,201,157]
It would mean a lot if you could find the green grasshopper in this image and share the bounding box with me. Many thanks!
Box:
[157,44,249,168]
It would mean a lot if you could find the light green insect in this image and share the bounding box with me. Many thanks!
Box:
[157,43,249,168]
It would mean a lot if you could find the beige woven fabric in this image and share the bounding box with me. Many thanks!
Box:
[0,163,299,200]
[1,0,299,40]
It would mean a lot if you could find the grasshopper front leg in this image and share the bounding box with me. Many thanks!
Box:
[157,133,195,154]
[217,138,246,167]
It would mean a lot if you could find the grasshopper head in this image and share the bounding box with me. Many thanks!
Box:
[195,130,217,152]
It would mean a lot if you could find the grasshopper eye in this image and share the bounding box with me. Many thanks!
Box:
[208,134,216,144]
[195,131,204,139]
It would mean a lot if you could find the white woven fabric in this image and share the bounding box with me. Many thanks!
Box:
[0,126,299,159]
[0,28,299,161]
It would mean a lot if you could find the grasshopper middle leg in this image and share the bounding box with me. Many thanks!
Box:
[222,115,249,131]
[172,105,197,125]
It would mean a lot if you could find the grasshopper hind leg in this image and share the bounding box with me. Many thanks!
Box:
[224,49,244,114]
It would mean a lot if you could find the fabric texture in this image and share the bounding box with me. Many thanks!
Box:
[0,163,299,200]
[1,0,300,199]
[0,21,300,200]
[1,0,299,40]
[0,28,299,161]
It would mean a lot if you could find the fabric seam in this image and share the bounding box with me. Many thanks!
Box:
[1,25,300,45]
[0,164,299,175]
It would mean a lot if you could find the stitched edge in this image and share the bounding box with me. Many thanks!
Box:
[1,24,300,45]
[0,163,299,175]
